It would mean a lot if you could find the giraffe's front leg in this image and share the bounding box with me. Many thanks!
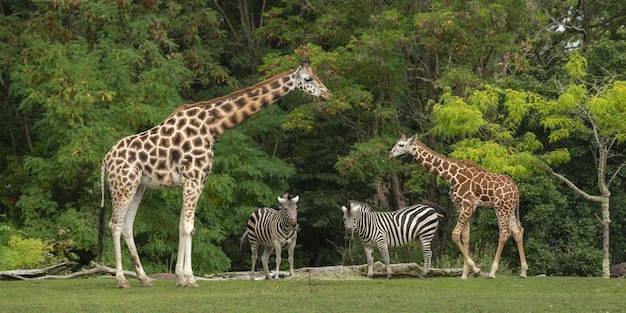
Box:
[453,220,480,279]
[175,179,202,287]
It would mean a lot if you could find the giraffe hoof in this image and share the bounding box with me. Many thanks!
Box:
[117,281,131,289]
[141,279,154,287]
[487,275,496,279]
[185,282,199,287]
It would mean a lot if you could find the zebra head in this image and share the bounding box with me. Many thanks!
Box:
[388,133,417,159]
[341,200,368,239]
[278,193,299,227]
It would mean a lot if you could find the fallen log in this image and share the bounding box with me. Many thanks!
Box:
[0,261,75,280]
[0,262,136,281]
[1,261,470,281]
[204,262,468,280]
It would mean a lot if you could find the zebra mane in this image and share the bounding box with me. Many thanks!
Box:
[346,200,373,213]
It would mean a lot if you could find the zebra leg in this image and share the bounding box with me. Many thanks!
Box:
[377,243,392,279]
[249,240,258,280]
[287,240,296,277]
[261,247,273,280]
[419,240,432,279]
[273,242,283,280]
[363,245,375,278]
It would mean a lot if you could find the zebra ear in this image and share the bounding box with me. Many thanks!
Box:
[292,196,299,203]
[341,206,347,214]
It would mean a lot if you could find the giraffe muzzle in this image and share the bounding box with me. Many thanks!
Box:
[319,90,332,101]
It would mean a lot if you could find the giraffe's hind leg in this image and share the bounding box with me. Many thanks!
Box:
[510,215,528,278]
[487,207,514,279]
[120,185,153,287]
[109,180,152,288]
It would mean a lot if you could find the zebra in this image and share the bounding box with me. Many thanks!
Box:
[241,193,299,280]
[341,200,447,279]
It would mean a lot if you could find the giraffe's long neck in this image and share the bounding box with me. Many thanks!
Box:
[412,141,461,183]
[167,70,297,140]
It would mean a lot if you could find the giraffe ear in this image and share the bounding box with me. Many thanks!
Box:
[341,205,347,214]
[408,134,417,144]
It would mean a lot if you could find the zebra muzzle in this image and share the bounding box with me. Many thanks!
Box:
[344,229,354,239]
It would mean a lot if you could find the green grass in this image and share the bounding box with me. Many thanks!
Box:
[0,275,624,313]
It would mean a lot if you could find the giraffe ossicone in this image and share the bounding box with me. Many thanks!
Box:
[99,61,331,288]
[389,133,528,279]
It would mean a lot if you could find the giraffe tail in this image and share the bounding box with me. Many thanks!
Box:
[97,161,107,264]
[422,200,448,218]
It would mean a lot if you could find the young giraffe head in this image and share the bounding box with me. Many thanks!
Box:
[293,60,332,101]
[388,133,417,159]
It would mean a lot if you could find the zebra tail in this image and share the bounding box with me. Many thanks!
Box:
[422,200,448,218]
[240,231,249,253]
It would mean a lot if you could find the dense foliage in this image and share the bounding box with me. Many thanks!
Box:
[1,0,625,277]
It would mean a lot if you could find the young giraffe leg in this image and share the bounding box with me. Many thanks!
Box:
[175,179,202,287]
[488,206,514,279]
[461,222,472,278]
[452,210,481,279]
[510,214,528,278]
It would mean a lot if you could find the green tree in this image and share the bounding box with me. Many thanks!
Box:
[537,52,626,278]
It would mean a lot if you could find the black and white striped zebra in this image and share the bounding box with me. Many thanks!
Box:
[341,200,446,279]
[241,193,299,280]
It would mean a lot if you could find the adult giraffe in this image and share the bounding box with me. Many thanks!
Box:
[388,133,528,279]
[99,60,332,288]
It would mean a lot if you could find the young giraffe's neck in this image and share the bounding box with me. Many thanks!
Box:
[166,70,297,140]
[411,140,461,183]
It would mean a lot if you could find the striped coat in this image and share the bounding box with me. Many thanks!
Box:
[341,200,446,278]
[241,193,299,280]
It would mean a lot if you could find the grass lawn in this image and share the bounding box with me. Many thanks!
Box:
[0,275,624,313]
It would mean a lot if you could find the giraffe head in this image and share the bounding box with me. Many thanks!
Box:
[388,133,417,159]
[294,60,332,101]
[278,192,299,227]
